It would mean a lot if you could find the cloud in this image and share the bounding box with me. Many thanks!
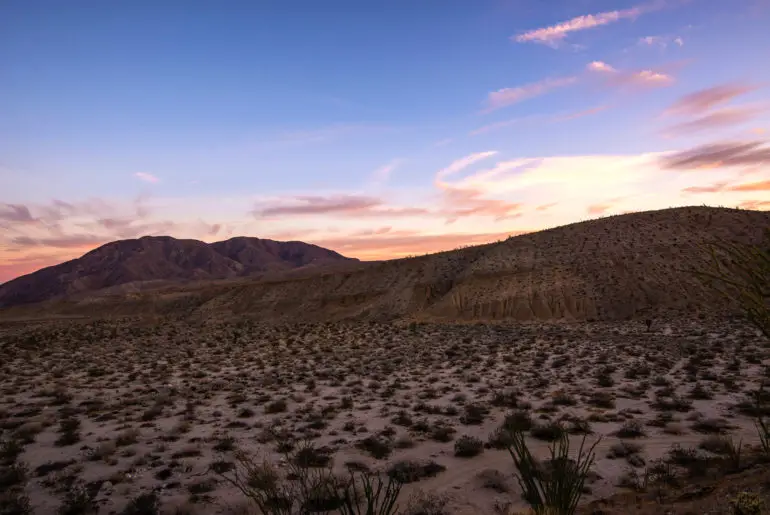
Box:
[255,194,429,218]
[666,83,759,117]
[627,70,673,85]
[739,200,770,210]
[682,182,729,194]
[586,60,673,87]
[587,203,613,215]
[435,151,498,181]
[0,204,36,223]
[662,106,765,136]
[536,203,558,211]
[312,230,525,260]
[369,159,402,186]
[134,172,160,183]
[485,77,577,111]
[257,195,380,217]
[470,105,608,136]
[682,179,770,194]
[729,180,770,192]
[661,141,770,170]
[11,234,108,249]
[513,4,651,46]
[587,61,616,73]
[638,35,684,48]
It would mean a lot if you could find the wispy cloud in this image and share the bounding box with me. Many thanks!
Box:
[435,151,498,181]
[0,204,36,223]
[586,60,673,87]
[485,77,577,112]
[134,172,160,183]
[662,106,766,136]
[661,141,770,170]
[638,35,684,48]
[369,159,402,186]
[254,194,428,218]
[513,3,658,47]
[665,83,759,117]
[470,105,607,136]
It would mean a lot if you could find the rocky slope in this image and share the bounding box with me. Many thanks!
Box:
[1,206,767,322]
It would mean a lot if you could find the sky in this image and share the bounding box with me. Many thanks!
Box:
[1,0,770,283]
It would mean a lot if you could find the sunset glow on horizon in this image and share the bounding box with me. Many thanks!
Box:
[2,1,769,284]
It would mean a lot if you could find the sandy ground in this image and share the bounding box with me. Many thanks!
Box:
[1,317,768,514]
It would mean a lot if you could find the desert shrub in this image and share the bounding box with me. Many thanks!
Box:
[476,468,509,493]
[57,483,98,515]
[54,417,81,447]
[459,403,488,425]
[506,428,600,515]
[729,491,764,515]
[387,460,446,484]
[120,492,160,515]
[401,490,448,515]
[264,399,288,414]
[614,420,645,438]
[428,423,455,443]
[530,421,564,441]
[586,391,615,409]
[691,417,730,434]
[606,441,642,459]
[502,410,533,432]
[292,442,332,468]
[453,436,483,458]
[214,446,403,515]
[355,436,393,460]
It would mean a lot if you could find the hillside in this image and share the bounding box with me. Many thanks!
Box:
[0,236,356,307]
[1,206,768,322]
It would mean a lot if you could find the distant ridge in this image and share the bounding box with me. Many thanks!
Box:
[0,236,356,307]
[1,207,768,323]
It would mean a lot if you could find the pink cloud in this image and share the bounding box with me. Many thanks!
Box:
[661,141,770,170]
[586,61,615,73]
[513,4,651,46]
[666,83,759,117]
[255,194,429,218]
[0,204,36,223]
[586,61,674,88]
[662,106,764,136]
[134,172,160,183]
[485,77,577,111]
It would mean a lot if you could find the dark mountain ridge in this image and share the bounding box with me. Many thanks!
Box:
[0,236,356,307]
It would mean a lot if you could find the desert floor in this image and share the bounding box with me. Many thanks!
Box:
[1,317,768,514]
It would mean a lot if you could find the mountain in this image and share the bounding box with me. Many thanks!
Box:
[1,207,768,322]
[0,236,356,307]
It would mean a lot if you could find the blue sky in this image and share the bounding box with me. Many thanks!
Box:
[1,0,769,281]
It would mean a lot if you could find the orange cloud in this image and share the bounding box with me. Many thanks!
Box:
[739,200,770,210]
[587,203,613,215]
[682,182,728,194]
[312,230,527,261]
[536,202,558,211]
[729,180,770,192]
